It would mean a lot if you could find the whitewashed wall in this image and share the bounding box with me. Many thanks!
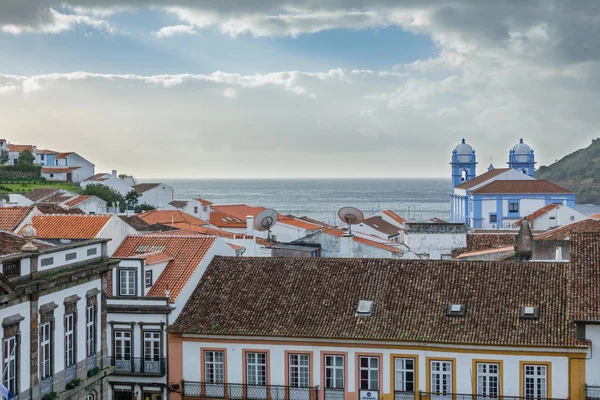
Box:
[0,301,32,394]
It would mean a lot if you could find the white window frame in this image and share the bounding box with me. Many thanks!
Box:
[395,358,415,392]
[246,352,267,386]
[145,270,153,288]
[40,322,52,379]
[143,331,161,361]
[359,356,379,391]
[476,363,499,396]
[3,335,17,395]
[65,313,75,367]
[324,355,344,389]
[114,331,132,360]
[119,269,136,296]
[86,305,96,356]
[524,364,547,398]
[289,354,310,387]
[430,361,452,394]
[204,351,225,384]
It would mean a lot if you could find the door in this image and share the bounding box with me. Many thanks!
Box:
[114,391,133,400]
[114,331,132,372]
[143,393,162,400]
[67,172,72,182]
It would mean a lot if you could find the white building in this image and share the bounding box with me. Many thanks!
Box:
[42,152,95,183]
[133,183,174,209]
[167,251,593,400]
[404,222,467,259]
[5,143,36,165]
[518,203,587,231]
[63,195,108,214]
[80,171,136,196]
[0,233,117,400]
[168,198,212,221]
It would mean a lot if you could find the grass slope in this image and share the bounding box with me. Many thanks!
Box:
[0,182,81,193]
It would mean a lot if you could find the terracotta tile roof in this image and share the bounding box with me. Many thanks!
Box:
[113,235,216,301]
[25,214,112,239]
[138,210,209,227]
[517,204,561,227]
[455,168,511,189]
[382,210,406,225]
[169,200,188,209]
[228,243,245,251]
[0,232,52,256]
[466,233,515,251]
[592,213,600,220]
[41,167,79,174]
[0,207,34,232]
[118,215,150,230]
[570,232,600,322]
[196,198,213,206]
[64,195,93,207]
[211,204,267,220]
[85,173,110,182]
[37,149,59,155]
[35,203,85,215]
[6,144,34,153]
[133,183,160,193]
[322,229,402,254]
[472,180,573,194]
[299,216,334,229]
[534,219,600,241]
[169,256,575,347]
[171,223,253,240]
[53,152,73,159]
[125,251,174,266]
[455,246,514,259]
[209,210,247,228]
[277,215,323,230]
[23,188,61,202]
[360,216,400,236]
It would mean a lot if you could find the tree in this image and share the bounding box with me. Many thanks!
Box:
[124,190,140,210]
[18,149,35,166]
[135,203,156,213]
[0,150,8,165]
[82,184,123,206]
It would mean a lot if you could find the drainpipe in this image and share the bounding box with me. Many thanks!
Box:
[165,292,171,400]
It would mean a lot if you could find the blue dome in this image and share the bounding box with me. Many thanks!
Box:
[512,138,532,154]
[454,138,474,154]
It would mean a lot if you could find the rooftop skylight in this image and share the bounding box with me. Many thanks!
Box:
[356,300,374,316]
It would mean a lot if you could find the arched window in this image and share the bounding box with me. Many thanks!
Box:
[461,170,468,182]
[521,169,527,174]
[87,393,95,400]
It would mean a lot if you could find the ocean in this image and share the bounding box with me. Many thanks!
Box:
[151,178,600,226]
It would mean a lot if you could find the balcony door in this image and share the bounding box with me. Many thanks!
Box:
[143,332,161,374]
[114,331,132,373]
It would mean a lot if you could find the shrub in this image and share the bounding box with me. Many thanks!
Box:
[43,392,58,400]
[66,378,82,390]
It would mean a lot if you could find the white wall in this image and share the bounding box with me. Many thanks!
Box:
[42,171,68,182]
[37,243,103,272]
[7,194,33,206]
[97,216,139,256]
[139,184,174,209]
[0,301,31,393]
[81,176,134,196]
[74,197,108,214]
[532,206,588,231]
[405,232,466,260]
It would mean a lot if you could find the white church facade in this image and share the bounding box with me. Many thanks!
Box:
[449,139,576,229]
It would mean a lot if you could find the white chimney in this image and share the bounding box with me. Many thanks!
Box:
[555,246,562,261]
[112,170,117,178]
[247,216,254,235]
[340,234,354,258]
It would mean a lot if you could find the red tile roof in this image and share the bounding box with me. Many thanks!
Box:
[85,173,110,182]
[472,180,573,194]
[133,183,161,193]
[455,246,514,259]
[64,195,93,207]
[534,219,600,241]
[126,251,174,266]
[7,144,34,153]
[592,213,600,220]
[35,203,85,215]
[211,204,267,220]
[171,223,253,239]
[37,149,59,155]
[323,229,402,253]
[138,210,209,227]
[41,167,79,174]
[209,210,247,228]
[113,235,216,301]
[196,198,213,206]
[53,152,73,159]
[517,204,561,227]
[227,243,245,251]
[454,168,511,189]
[23,188,62,202]
[277,215,323,230]
[570,232,600,322]
[0,206,34,232]
[25,215,112,239]
[382,210,406,225]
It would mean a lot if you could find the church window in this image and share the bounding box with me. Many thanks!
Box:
[461,170,468,182]
[489,215,497,223]
[509,203,519,213]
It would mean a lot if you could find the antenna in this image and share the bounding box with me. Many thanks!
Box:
[254,209,278,241]
[337,206,364,235]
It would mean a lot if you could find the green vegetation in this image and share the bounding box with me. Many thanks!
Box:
[18,149,35,165]
[0,181,80,193]
[536,138,600,204]
[124,189,140,209]
[82,183,123,205]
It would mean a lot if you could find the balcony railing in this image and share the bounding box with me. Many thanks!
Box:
[417,393,566,400]
[87,353,97,371]
[181,381,319,400]
[109,357,166,376]
[395,391,416,400]
[65,364,76,383]
[41,376,53,396]
[587,385,600,400]
[324,388,344,400]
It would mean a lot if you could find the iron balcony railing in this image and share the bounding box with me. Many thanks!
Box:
[587,385,600,400]
[324,388,344,400]
[395,391,416,400]
[417,392,567,400]
[181,381,319,400]
[108,357,166,376]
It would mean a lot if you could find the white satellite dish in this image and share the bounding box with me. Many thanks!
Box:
[254,209,278,241]
[338,206,364,235]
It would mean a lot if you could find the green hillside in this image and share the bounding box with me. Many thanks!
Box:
[536,138,600,204]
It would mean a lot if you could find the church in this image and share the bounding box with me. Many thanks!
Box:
[450,138,576,229]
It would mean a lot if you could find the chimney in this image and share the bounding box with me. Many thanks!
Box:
[246,216,254,235]
[514,218,533,261]
[112,170,117,178]
[555,246,563,261]
[340,233,354,258]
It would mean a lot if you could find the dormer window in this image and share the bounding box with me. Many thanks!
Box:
[355,300,373,317]
[447,304,466,317]
[520,306,540,319]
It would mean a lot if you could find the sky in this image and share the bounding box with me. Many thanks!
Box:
[0,1,599,179]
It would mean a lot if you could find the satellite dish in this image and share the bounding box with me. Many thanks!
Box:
[338,206,364,235]
[254,209,278,241]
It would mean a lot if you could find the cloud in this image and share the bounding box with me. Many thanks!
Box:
[223,88,238,98]
[0,7,116,35]
[153,24,198,38]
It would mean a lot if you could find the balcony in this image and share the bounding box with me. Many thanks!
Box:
[41,376,53,396]
[181,381,319,400]
[588,385,600,400]
[108,357,166,376]
[324,388,344,400]
[417,393,566,400]
[395,392,416,400]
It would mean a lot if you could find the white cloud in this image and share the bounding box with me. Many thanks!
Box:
[0,8,116,35]
[153,24,198,38]
[223,88,238,98]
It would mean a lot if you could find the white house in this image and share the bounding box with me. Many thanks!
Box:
[133,183,174,209]
[0,233,117,400]
[63,195,108,214]
[168,198,212,221]
[7,188,78,207]
[5,143,36,165]
[80,171,136,196]
[404,222,467,260]
[167,251,593,400]
[42,152,95,183]
[518,203,587,231]
[355,216,402,242]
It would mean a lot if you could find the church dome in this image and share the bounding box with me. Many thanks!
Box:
[512,138,532,154]
[454,138,474,154]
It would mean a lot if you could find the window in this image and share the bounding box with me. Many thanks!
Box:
[524,365,547,398]
[289,354,310,387]
[114,331,132,360]
[509,203,519,213]
[3,336,17,395]
[325,355,344,389]
[40,257,54,267]
[87,248,98,256]
[119,269,136,296]
[203,206,208,212]
[430,361,452,394]
[3,260,20,279]
[194,206,199,214]
[49,174,54,178]
[65,252,77,261]
[144,332,161,361]
[246,352,267,386]
[65,313,75,367]
[40,322,52,379]
[41,154,45,160]
[570,216,575,221]
[489,214,497,223]
[204,351,225,383]
[394,358,415,391]
[145,270,153,288]
[87,395,95,400]
[359,356,379,390]
[86,305,96,356]
[356,300,374,316]
[476,363,499,396]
